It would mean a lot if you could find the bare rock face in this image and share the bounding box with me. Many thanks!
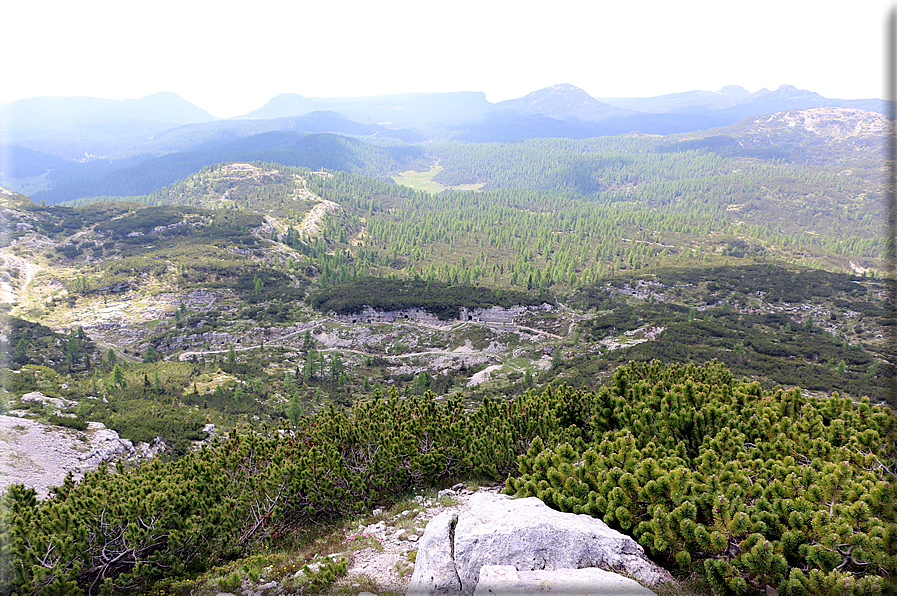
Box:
[408,492,672,596]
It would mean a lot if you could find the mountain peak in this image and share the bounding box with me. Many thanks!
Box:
[496,84,630,122]
[718,85,750,96]
[527,84,595,101]
[547,83,588,92]
[239,94,325,120]
[124,93,217,123]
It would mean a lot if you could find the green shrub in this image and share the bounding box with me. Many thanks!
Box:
[301,557,348,593]
[217,571,241,592]
[506,361,897,595]
[2,361,893,596]
[46,415,88,431]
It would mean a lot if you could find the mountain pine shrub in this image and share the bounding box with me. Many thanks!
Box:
[505,361,896,595]
[1,361,893,595]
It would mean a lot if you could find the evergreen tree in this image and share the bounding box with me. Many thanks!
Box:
[143,346,160,363]
[286,395,303,426]
[112,364,125,388]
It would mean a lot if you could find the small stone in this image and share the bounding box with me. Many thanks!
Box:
[372,508,383,516]
[452,482,465,490]
[408,534,419,542]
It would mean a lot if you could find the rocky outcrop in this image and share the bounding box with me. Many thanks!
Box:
[458,305,552,325]
[0,417,166,499]
[334,307,446,326]
[21,391,77,410]
[408,492,673,596]
[334,304,554,326]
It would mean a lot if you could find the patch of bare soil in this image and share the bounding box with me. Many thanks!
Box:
[467,364,503,386]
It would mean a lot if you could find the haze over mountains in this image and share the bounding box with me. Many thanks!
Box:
[0,83,888,203]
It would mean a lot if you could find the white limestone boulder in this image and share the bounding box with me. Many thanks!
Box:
[407,492,673,596]
[473,564,657,596]
[406,510,462,596]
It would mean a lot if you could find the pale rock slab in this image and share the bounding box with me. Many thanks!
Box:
[473,564,657,595]
[408,492,673,596]
[405,510,462,596]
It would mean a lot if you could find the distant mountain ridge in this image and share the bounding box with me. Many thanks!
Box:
[2,84,889,200]
[0,92,216,135]
[596,84,887,119]
[239,91,491,125]
[0,93,218,161]
[3,84,885,155]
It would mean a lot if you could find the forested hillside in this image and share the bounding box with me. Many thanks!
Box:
[0,103,893,595]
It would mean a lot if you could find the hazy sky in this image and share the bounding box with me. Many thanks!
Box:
[3,1,894,118]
